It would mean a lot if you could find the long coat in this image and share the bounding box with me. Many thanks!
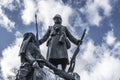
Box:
[39,24,79,63]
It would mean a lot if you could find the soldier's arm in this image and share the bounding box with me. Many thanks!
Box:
[65,27,79,45]
[39,28,51,45]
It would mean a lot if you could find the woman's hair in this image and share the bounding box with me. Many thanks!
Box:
[23,32,36,42]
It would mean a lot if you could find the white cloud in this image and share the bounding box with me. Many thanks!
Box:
[1,37,22,80]
[85,0,102,26]
[0,0,15,10]
[104,30,116,46]
[78,54,120,80]
[21,0,72,29]
[0,0,16,32]
[82,40,96,62]
[21,0,36,25]
[111,41,120,59]
[40,42,47,58]
[0,6,15,32]
[82,0,112,26]
[0,0,21,10]
[15,31,22,37]
[92,54,120,80]
[96,0,112,16]
[74,38,120,80]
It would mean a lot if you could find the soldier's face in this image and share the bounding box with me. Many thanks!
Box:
[54,17,62,24]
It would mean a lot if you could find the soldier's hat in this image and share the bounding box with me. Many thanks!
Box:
[53,14,62,20]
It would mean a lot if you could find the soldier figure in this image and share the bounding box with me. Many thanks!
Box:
[39,14,81,71]
[16,33,44,80]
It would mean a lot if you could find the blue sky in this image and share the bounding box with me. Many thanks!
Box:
[0,0,120,80]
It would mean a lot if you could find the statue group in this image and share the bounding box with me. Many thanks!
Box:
[16,14,85,80]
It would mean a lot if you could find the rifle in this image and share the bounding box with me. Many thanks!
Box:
[68,29,86,73]
[35,14,39,47]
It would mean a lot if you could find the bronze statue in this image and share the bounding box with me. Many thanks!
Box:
[16,14,84,80]
[39,14,82,71]
[16,33,45,80]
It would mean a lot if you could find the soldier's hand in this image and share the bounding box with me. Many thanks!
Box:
[32,61,39,68]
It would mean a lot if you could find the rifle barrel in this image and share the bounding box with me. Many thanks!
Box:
[68,29,86,73]
[81,29,86,41]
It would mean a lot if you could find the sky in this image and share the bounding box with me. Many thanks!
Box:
[0,0,120,80]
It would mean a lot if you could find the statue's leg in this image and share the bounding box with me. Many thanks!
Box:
[61,59,67,71]
[54,63,58,68]
[49,59,58,68]
[20,77,27,80]
[52,63,59,74]
[62,63,67,71]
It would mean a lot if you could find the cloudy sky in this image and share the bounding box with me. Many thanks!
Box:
[0,0,120,80]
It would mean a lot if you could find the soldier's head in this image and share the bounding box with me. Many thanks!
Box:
[53,14,62,24]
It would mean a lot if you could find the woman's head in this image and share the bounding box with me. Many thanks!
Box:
[23,32,36,43]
